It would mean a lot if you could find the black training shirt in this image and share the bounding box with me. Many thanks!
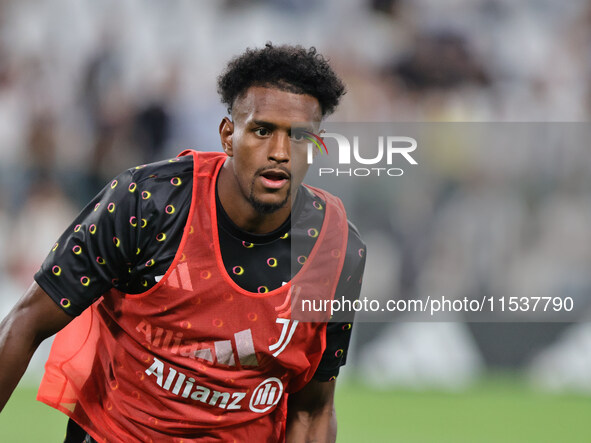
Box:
[35,154,366,381]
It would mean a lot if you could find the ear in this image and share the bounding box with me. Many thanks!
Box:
[219,117,234,156]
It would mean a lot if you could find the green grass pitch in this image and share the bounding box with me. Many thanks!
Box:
[1,376,589,442]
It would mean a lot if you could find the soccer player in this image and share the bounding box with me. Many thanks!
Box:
[0,43,366,442]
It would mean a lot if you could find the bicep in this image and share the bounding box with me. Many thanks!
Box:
[0,282,73,412]
[4,282,73,345]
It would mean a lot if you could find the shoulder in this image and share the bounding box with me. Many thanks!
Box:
[301,185,366,250]
[88,155,196,221]
[124,154,194,186]
[346,219,365,257]
[300,185,366,266]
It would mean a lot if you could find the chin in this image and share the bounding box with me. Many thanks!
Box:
[249,192,290,215]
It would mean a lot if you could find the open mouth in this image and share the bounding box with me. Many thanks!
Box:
[259,169,290,189]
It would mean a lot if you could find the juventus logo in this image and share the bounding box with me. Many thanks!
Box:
[269,319,299,357]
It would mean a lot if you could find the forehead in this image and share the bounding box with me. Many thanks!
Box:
[232,86,322,127]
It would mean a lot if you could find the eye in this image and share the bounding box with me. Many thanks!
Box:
[254,127,271,137]
[290,129,306,142]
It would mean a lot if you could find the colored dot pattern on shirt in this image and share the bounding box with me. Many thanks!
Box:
[217,187,326,294]
[201,270,211,279]
[215,183,363,376]
[34,155,365,383]
[35,155,194,313]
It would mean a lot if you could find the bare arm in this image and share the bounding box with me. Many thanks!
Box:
[0,282,73,412]
[285,379,337,443]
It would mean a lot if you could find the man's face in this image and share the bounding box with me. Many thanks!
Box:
[220,86,322,214]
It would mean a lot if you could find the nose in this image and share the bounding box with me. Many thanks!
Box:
[268,132,290,163]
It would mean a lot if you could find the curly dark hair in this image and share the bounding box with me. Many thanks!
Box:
[217,43,346,118]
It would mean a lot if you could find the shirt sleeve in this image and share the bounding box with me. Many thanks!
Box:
[34,170,144,316]
[313,224,366,382]
[35,156,194,317]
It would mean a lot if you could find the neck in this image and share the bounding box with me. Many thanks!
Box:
[217,161,292,234]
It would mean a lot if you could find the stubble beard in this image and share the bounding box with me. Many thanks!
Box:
[248,180,291,214]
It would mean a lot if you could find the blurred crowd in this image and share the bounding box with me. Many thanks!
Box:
[1,0,591,389]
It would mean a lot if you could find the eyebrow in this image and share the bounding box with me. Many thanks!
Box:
[252,120,316,133]
[252,120,278,130]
